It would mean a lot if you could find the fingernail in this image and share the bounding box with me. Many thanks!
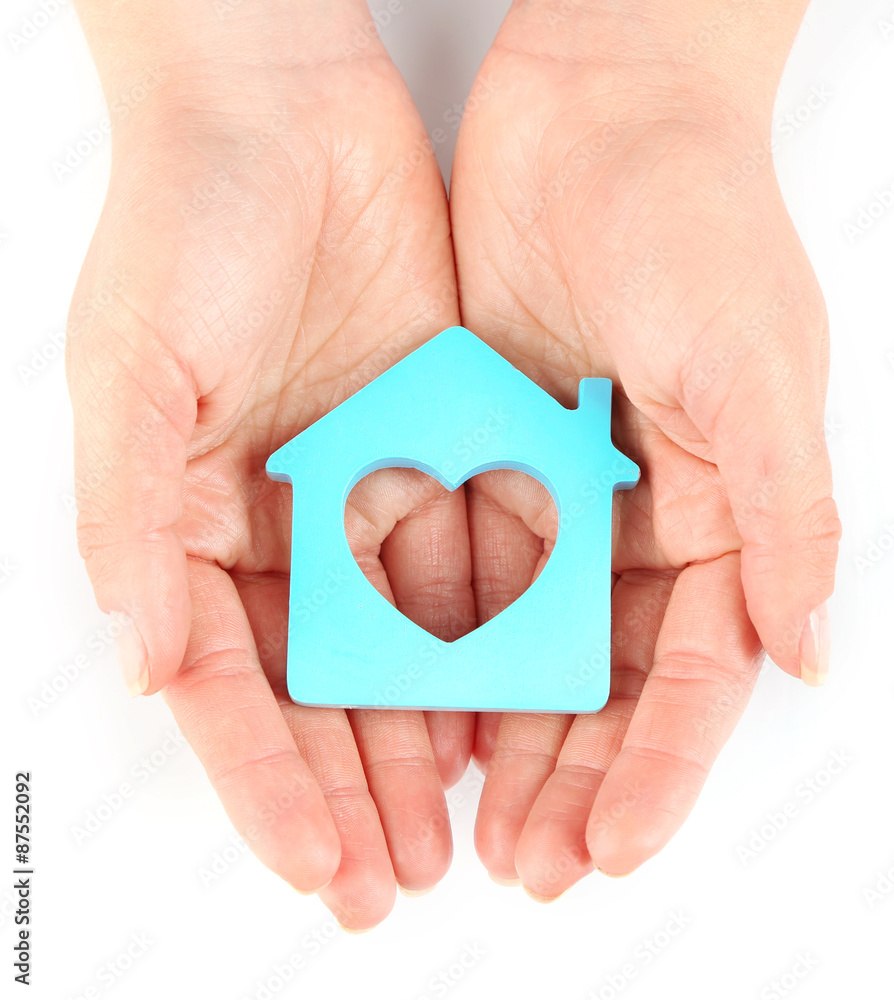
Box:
[398,884,435,897]
[489,874,522,887]
[110,611,149,697]
[296,878,333,896]
[799,602,830,687]
[596,867,631,879]
[337,923,373,935]
[523,887,561,903]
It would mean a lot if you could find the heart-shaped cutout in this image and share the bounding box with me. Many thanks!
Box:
[345,467,558,642]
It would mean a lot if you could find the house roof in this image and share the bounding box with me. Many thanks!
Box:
[267,326,635,493]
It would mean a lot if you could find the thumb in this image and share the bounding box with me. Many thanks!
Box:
[683,315,841,686]
[66,284,196,697]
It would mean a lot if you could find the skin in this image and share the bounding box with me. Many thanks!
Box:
[450,0,841,894]
[66,0,840,925]
[67,2,476,929]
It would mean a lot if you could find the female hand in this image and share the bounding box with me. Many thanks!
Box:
[67,0,471,929]
[449,0,841,895]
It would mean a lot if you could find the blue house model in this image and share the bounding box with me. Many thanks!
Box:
[266,326,639,713]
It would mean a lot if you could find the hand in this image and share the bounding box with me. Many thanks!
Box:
[449,1,841,895]
[67,4,471,929]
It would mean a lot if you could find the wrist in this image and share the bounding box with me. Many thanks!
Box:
[494,0,811,123]
[74,0,378,128]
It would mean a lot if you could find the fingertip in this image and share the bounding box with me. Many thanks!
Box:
[586,825,647,878]
[488,873,522,887]
[595,865,635,879]
[585,785,666,876]
[252,808,341,897]
[295,877,334,897]
[474,810,520,883]
[320,876,396,933]
[739,496,840,677]
[96,538,192,697]
[425,711,475,790]
[515,847,593,900]
[397,883,436,897]
[523,886,562,903]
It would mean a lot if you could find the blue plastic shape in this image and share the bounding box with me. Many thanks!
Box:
[266,326,639,713]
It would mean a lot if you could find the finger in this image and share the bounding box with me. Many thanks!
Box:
[464,469,566,881]
[346,468,475,787]
[473,713,571,882]
[344,469,471,895]
[609,395,742,574]
[466,469,558,621]
[162,559,341,894]
[472,713,503,773]
[377,476,477,790]
[514,570,675,899]
[350,709,452,895]
[586,552,762,875]
[236,572,396,930]
[683,326,841,684]
[425,711,476,790]
[67,317,194,697]
[465,470,550,779]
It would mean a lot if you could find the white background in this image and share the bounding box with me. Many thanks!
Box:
[2,0,894,998]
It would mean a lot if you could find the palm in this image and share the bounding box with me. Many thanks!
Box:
[448,43,824,892]
[71,51,477,927]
